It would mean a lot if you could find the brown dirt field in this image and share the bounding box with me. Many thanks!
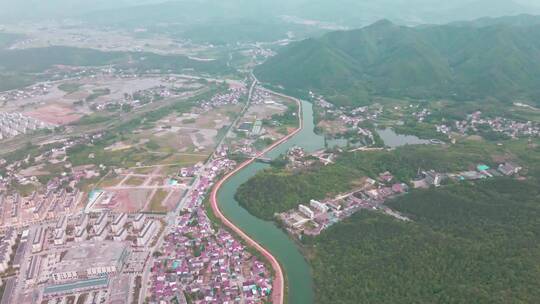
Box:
[246,104,285,120]
[146,189,170,213]
[19,165,49,177]
[163,189,183,211]
[112,189,153,213]
[27,104,82,125]
[317,120,348,135]
[65,91,90,100]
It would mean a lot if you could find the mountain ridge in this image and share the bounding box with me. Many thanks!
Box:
[255,15,540,106]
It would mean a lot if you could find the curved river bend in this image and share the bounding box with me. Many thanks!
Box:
[217,100,342,304]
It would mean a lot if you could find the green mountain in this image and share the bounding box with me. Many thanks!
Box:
[0,46,231,74]
[0,46,232,92]
[255,16,540,106]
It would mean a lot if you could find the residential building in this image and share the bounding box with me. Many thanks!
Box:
[111,213,127,234]
[137,220,158,247]
[310,200,329,213]
[32,227,45,253]
[133,213,146,230]
[298,204,315,219]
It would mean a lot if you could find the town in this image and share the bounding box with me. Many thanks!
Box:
[0,68,287,303]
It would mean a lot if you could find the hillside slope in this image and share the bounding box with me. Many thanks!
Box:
[255,16,540,106]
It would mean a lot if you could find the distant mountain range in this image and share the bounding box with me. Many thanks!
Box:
[0,0,166,21]
[255,15,540,106]
[3,0,539,44]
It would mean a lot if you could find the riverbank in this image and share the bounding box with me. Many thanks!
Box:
[209,95,303,304]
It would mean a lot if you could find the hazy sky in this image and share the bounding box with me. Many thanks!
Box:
[0,0,538,25]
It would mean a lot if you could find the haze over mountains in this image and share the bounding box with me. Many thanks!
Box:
[2,0,540,30]
[255,15,540,106]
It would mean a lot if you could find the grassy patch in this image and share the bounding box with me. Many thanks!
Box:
[148,189,169,213]
[124,176,146,186]
[58,83,83,93]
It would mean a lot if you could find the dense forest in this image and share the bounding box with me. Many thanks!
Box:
[305,179,540,303]
[235,139,539,220]
[256,15,540,106]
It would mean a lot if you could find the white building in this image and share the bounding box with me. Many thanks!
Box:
[113,227,127,242]
[310,200,329,213]
[55,215,67,235]
[94,212,108,234]
[75,213,88,235]
[25,255,40,286]
[75,228,87,242]
[54,230,66,246]
[94,224,108,241]
[137,220,158,247]
[51,241,129,282]
[0,243,12,272]
[111,213,127,234]
[133,213,146,230]
[32,227,45,253]
[298,204,315,219]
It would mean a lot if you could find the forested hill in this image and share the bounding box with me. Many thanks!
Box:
[0,46,232,75]
[255,15,540,106]
[307,179,540,303]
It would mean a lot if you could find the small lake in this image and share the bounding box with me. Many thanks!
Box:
[377,128,431,148]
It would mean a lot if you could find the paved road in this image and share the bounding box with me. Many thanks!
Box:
[138,75,300,304]
[209,93,303,304]
[138,76,257,303]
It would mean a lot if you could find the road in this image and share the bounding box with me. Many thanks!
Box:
[139,74,301,304]
[138,76,257,303]
[209,92,303,304]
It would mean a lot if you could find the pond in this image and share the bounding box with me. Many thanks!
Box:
[377,128,431,148]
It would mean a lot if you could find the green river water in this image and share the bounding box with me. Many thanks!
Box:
[217,100,348,304]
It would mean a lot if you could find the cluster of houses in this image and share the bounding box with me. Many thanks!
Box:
[279,173,411,237]
[200,85,247,111]
[250,86,273,105]
[30,212,160,254]
[311,93,378,142]
[435,111,539,139]
[285,146,317,170]
[412,162,523,188]
[0,183,82,229]
[150,148,273,303]
[412,108,431,122]
[0,228,17,276]
[0,83,51,104]
[0,112,54,140]
[0,133,114,228]
[280,160,524,237]
[0,132,102,188]
[150,208,272,303]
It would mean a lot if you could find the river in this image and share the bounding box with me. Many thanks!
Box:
[217,99,335,304]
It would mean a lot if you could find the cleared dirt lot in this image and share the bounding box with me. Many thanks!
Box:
[27,103,82,125]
